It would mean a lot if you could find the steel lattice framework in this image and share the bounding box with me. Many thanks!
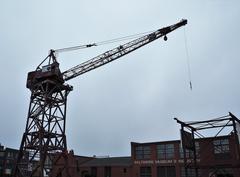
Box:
[175,112,240,177]
[14,19,187,177]
[15,80,72,177]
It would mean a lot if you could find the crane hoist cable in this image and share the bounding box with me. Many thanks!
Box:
[38,31,155,69]
[54,30,155,53]
[183,27,193,91]
[36,20,188,74]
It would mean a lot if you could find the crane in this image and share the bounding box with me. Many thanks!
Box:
[14,19,187,177]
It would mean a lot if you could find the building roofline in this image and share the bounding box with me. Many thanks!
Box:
[79,156,132,167]
[131,134,233,145]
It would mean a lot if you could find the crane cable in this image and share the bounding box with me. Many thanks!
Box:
[53,27,194,91]
[184,27,193,90]
[95,30,154,46]
[54,30,155,53]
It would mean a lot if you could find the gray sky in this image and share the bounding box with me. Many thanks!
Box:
[0,0,240,157]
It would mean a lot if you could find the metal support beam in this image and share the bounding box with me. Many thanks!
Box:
[14,81,72,177]
[175,113,240,177]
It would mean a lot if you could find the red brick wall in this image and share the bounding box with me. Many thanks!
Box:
[131,135,240,177]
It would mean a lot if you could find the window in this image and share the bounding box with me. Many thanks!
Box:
[42,65,51,72]
[81,170,90,177]
[157,144,174,159]
[91,167,97,177]
[104,166,111,177]
[135,146,151,159]
[4,169,12,175]
[7,152,12,158]
[195,142,200,156]
[7,152,16,159]
[0,151,4,157]
[213,138,230,159]
[213,139,230,154]
[181,167,200,177]
[179,148,193,158]
[211,168,233,177]
[157,166,176,177]
[140,167,151,177]
[179,142,199,158]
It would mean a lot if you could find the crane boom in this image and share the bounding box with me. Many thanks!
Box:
[16,19,187,177]
[62,19,187,81]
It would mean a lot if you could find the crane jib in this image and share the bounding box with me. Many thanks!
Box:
[62,19,187,81]
[25,19,187,90]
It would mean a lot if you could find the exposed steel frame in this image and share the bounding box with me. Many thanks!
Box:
[14,19,187,177]
[175,112,240,177]
[15,80,72,177]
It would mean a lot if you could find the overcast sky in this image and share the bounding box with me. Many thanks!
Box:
[0,0,240,157]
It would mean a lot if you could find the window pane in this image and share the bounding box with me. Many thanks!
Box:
[213,138,230,154]
[158,166,176,177]
[157,144,174,159]
[140,167,151,177]
[135,146,151,159]
[213,138,230,160]
[221,139,229,145]
[181,167,200,177]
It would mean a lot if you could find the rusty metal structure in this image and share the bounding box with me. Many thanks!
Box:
[175,112,240,177]
[14,19,187,177]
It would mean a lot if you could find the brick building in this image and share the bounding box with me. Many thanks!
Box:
[2,134,240,177]
[0,144,18,177]
[80,156,132,177]
[131,134,240,177]
[49,114,240,177]
[68,134,239,177]
[0,144,4,175]
[1,114,240,177]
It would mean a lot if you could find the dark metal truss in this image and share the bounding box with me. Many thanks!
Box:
[174,112,240,177]
[15,80,72,177]
[14,19,188,177]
